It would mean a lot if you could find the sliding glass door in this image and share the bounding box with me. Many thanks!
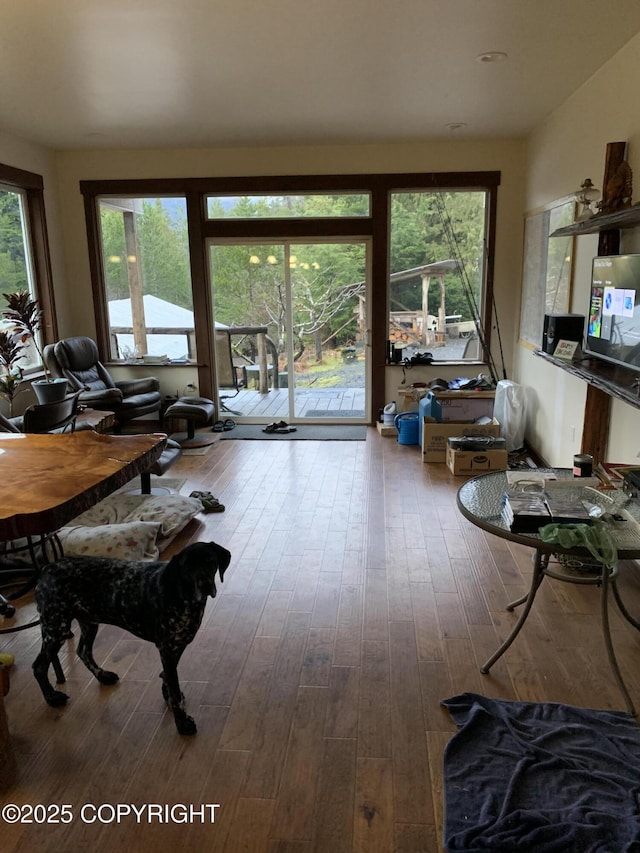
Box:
[209,239,369,423]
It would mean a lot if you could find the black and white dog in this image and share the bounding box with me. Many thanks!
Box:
[32,541,231,735]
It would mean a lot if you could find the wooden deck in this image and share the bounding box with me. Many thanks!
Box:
[221,386,367,420]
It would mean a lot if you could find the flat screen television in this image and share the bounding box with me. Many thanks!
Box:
[585,254,640,372]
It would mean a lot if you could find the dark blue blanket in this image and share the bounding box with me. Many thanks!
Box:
[442,693,640,852]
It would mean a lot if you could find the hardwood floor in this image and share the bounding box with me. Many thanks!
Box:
[2,427,640,852]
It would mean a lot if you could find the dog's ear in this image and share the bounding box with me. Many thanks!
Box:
[162,541,230,602]
[198,543,231,599]
[214,542,231,585]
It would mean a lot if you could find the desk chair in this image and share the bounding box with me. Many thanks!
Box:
[22,392,81,434]
[0,413,21,434]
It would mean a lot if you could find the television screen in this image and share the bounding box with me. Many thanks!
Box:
[584,254,640,371]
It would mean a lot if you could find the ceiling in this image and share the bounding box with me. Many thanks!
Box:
[2,0,640,151]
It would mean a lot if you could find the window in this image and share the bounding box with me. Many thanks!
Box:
[82,171,499,411]
[206,193,370,219]
[0,164,55,373]
[389,190,489,362]
[98,196,195,361]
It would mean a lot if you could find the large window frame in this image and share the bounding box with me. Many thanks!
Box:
[0,162,57,372]
[96,195,195,361]
[81,172,499,422]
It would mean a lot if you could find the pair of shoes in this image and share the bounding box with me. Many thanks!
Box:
[212,418,236,432]
[263,420,289,433]
[263,421,297,434]
[189,490,225,513]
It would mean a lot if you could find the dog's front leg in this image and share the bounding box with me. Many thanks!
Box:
[158,649,196,735]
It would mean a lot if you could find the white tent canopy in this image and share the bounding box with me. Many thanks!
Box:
[108,295,229,359]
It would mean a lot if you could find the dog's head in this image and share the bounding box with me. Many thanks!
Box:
[162,541,231,603]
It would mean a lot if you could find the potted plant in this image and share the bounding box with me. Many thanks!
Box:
[0,329,26,416]
[1,291,68,404]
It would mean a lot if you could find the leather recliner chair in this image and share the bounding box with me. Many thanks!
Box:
[44,336,162,429]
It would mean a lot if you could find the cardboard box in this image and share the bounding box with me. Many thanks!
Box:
[436,391,495,423]
[422,417,501,463]
[402,389,495,421]
[446,445,509,476]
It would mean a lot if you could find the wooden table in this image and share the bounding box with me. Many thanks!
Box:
[75,407,116,434]
[0,431,166,541]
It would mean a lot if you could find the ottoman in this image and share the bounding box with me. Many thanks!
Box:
[164,396,217,447]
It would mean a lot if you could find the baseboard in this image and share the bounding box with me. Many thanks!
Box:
[523,440,549,468]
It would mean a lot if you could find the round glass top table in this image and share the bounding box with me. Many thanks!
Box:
[456,469,640,715]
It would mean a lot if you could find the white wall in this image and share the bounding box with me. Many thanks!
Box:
[515,32,640,466]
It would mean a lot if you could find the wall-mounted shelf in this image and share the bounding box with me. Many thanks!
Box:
[535,350,640,410]
[535,349,640,462]
[543,145,640,461]
[550,203,640,237]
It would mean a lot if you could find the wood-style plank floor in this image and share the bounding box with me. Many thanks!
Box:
[2,427,640,852]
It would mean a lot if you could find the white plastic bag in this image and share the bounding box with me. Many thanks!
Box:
[493,380,525,452]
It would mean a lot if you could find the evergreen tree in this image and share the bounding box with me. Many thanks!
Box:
[0,191,29,299]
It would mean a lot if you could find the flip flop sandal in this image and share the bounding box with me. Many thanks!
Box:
[263,423,278,433]
[212,421,225,432]
[223,419,236,430]
[274,426,297,433]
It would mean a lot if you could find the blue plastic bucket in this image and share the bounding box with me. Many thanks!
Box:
[394,411,419,446]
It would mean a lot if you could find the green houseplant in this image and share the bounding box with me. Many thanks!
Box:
[1,290,68,404]
[0,328,26,415]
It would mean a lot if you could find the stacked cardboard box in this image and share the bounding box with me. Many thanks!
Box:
[446,445,509,476]
[422,417,501,463]
[436,391,496,422]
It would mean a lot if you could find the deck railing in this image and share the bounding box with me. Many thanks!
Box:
[110,325,282,390]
